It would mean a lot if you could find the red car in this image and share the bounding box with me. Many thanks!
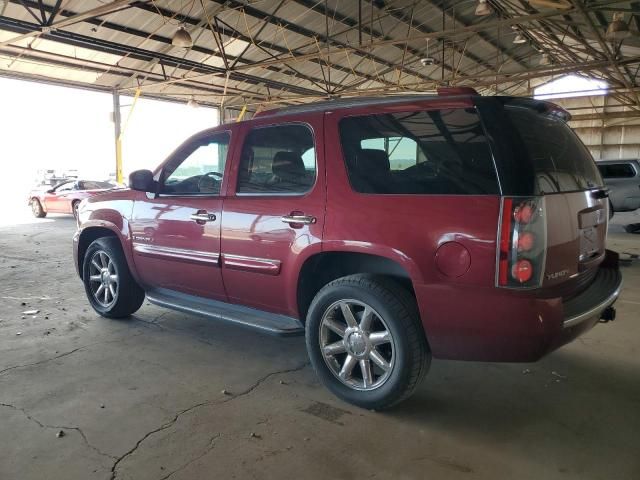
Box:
[73,90,622,409]
[29,180,115,218]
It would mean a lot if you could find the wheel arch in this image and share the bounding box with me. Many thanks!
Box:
[76,222,138,282]
[296,251,418,322]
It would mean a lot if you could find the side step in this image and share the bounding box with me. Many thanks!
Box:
[146,288,304,337]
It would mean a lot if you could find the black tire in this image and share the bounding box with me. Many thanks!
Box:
[608,199,614,220]
[305,274,430,410]
[72,200,80,219]
[83,237,145,318]
[31,199,46,218]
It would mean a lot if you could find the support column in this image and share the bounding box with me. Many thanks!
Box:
[112,90,123,184]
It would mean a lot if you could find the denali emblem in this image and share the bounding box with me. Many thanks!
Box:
[547,269,569,280]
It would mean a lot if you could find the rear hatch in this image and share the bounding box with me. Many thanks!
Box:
[476,97,608,296]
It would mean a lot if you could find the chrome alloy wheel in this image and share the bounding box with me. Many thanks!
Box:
[31,200,41,216]
[319,300,395,391]
[88,250,119,308]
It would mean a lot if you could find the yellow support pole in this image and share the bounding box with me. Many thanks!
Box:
[114,88,142,184]
[236,104,247,122]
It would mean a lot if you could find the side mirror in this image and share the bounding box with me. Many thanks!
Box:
[129,169,156,193]
[46,189,54,193]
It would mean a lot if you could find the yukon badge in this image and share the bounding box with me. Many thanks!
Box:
[547,269,569,280]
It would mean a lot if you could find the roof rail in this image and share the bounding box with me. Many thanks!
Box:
[437,87,479,96]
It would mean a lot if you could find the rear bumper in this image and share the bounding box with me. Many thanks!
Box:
[562,267,621,329]
[415,250,622,362]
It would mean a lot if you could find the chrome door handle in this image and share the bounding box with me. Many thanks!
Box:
[190,212,216,222]
[281,215,316,225]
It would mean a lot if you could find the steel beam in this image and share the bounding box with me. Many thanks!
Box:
[0,14,322,97]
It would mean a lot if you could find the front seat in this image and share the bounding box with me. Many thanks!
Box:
[271,151,308,188]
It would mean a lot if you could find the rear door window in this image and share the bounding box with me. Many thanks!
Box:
[339,108,498,195]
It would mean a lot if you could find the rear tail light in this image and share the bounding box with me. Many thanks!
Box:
[497,197,547,288]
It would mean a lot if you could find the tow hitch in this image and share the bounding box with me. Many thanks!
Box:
[600,306,616,323]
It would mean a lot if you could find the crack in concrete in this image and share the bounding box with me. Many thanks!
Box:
[0,401,117,461]
[158,433,222,480]
[0,330,146,377]
[134,316,219,347]
[109,361,309,480]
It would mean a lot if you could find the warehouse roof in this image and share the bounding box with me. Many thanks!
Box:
[0,1,638,114]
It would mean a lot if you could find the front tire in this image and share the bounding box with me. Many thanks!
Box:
[305,275,430,410]
[31,199,46,218]
[83,237,145,318]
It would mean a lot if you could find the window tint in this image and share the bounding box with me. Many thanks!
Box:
[504,105,603,193]
[598,163,636,179]
[339,109,498,195]
[237,124,316,194]
[162,133,230,195]
[79,181,113,190]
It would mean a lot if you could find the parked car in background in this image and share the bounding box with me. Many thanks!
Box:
[73,91,621,409]
[29,180,116,218]
[596,159,640,217]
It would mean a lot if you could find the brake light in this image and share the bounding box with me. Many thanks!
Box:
[497,197,547,288]
[511,259,533,283]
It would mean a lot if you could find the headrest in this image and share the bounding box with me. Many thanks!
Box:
[355,148,390,174]
[272,151,306,179]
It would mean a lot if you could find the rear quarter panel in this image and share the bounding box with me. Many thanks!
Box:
[323,101,503,356]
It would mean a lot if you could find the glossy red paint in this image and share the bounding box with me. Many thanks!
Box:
[74,93,620,363]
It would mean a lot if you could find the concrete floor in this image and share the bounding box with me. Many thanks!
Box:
[0,211,639,480]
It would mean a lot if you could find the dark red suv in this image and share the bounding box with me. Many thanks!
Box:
[74,90,622,409]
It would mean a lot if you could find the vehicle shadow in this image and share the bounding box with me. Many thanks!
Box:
[391,348,639,468]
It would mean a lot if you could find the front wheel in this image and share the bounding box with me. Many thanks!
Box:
[305,275,430,410]
[83,237,145,318]
[31,199,46,218]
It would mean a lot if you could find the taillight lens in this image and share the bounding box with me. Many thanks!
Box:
[497,197,547,288]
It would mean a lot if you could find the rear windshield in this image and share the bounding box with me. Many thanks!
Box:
[339,108,499,195]
[504,105,603,193]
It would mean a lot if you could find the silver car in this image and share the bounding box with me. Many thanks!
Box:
[597,159,640,215]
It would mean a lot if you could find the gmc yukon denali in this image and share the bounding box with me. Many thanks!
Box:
[74,89,622,409]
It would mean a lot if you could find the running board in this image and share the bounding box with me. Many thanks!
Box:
[146,288,304,337]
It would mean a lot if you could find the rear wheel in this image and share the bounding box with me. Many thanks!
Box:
[305,274,430,410]
[31,199,46,218]
[72,200,80,219]
[83,237,144,318]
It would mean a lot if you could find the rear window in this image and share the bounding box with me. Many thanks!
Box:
[339,108,499,195]
[504,105,603,193]
[598,163,636,179]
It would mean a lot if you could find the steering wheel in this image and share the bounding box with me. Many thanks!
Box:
[197,171,223,193]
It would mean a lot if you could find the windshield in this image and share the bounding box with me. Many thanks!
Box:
[79,181,114,190]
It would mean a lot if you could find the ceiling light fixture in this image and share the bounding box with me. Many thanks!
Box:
[513,33,527,44]
[475,0,492,16]
[172,26,193,48]
[606,12,630,41]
